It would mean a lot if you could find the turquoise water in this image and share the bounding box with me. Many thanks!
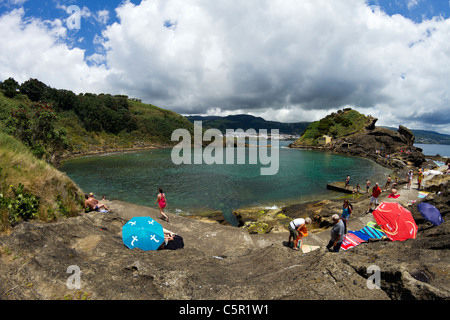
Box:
[60,141,389,226]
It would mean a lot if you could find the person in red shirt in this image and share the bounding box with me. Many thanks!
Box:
[366,182,382,214]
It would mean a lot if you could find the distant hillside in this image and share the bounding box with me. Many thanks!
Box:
[0,77,195,162]
[293,108,373,146]
[186,114,310,135]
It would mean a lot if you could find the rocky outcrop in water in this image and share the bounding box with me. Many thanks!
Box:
[290,125,426,169]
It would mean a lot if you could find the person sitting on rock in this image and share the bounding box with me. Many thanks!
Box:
[384,175,392,190]
[388,188,400,199]
[84,192,111,213]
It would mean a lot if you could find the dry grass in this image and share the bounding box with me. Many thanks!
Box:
[0,132,84,231]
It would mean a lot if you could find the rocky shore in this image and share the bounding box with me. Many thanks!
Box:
[1,165,448,300]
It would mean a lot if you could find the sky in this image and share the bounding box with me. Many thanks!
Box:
[0,0,449,134]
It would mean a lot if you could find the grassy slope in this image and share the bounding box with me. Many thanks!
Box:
[0,132,84,231]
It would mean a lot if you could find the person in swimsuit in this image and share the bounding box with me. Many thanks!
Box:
[344,175,350,189]
[155,188,169,222]
[84,193,111,213]
[384,175,392,190]
[341,199,352,234]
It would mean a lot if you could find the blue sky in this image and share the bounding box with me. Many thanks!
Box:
[0,0,141,61]
[1,0,450,133]
[368,0,450,22]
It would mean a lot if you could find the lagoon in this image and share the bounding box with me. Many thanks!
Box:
[60,141,390,226]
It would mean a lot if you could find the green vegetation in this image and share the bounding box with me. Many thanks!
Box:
[0,77,195,161]
[0,183,40,225]
[294,108,372,145]
[5,101,68,160]
[0,132,83,231]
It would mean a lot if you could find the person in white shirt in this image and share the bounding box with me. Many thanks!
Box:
[288,217,312,251]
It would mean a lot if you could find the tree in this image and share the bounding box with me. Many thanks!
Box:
[7,102,67,160]
[1,77,20,98]
[20,78,49,102]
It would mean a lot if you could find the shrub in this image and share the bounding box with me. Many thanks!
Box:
[6,102,67,161]
[0,183,40,226]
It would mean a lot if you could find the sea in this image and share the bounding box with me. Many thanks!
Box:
[415,143,450,158]
[60,141,391,226]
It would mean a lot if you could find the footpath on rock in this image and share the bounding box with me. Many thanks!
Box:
[0,167,449,301]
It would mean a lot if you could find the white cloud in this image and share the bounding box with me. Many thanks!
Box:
[95,9,110,25]
[0,8,108,93]
[0,0,27,7]
[1,0,449,133]
[407,0,421,11]
[97,0,450,131]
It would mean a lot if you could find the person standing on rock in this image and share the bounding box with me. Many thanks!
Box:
[341,200,352,234]
[155,188,169,222]
[366,183,381,214]
[417,169,423,190]
[406,170,413,190]
[326,214,345,252]
[288,217,311,251]
[344,175,350,189]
